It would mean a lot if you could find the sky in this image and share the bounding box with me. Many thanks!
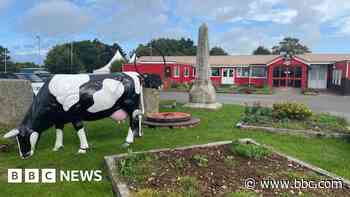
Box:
[1,0,350,64]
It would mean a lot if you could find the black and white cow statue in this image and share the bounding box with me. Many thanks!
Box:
[3,72,162,159]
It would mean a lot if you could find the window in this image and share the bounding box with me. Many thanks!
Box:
[174,66,180,77]
[237,67,266,78]
[251,67,266,77]
[237,67,250,77]
[211,68,220,76]
[184,67,189,77]
[332,69,342,85]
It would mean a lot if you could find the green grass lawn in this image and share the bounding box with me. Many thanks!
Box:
[0,103,350,197]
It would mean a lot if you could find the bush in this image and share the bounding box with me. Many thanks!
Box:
[272,102,313,120]
[242,102,273,124]
[231,140,271,159]
[110,60,125,73]
[179,176,200,197]
[311,113,349,132]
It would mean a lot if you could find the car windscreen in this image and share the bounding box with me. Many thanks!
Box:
[15,74,43,82]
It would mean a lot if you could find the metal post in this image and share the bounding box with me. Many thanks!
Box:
[36,36,41,67]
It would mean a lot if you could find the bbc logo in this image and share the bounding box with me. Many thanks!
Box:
[8,169,56,183]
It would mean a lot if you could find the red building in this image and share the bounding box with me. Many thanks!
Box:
[123,54,350,95]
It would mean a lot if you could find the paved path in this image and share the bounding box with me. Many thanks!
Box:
[160,91,350,121]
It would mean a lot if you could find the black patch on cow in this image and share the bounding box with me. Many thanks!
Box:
[143,74,162,89]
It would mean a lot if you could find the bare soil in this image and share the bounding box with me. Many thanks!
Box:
[118,144,350,197]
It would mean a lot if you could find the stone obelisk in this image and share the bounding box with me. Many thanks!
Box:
[185,23,222,109]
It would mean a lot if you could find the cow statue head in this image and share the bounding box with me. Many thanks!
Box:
[3,127,39,159]
[142,74,162,89]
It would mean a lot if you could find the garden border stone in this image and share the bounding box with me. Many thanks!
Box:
[237,123,350,139]
[104,139,350,197]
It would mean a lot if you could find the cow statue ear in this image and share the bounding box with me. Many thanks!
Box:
[3,129,20,139]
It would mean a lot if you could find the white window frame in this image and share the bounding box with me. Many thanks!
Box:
[174,66,180,78]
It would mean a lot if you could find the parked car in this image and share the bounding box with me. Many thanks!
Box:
[14,73,45,95]
[34,71,52,82]
[0,72,18,79]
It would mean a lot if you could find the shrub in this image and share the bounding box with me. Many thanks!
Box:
[311,113,349,132]
[192,154,209,167]
[179,176,200,197]
[117,151,153,180]
[272,102,313,120]
[231,140,271,159]
[242,102,273,124]
[110,60,125,73]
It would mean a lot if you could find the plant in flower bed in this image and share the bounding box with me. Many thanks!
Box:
[241,102,350,134]
[115,142,349,197]
[215,84,271,95]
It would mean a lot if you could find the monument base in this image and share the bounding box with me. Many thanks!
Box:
[184,102,222,110]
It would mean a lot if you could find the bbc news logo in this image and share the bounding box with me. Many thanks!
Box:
[8,169,102,183]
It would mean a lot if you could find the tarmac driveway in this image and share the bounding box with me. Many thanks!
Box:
[160,91,350,121]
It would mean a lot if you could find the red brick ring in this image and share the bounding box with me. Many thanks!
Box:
[146,112,192,123]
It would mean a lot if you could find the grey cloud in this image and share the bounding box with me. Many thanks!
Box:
[20,0,92,37]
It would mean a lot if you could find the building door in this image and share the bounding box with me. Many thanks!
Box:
[272,65,302,88]
[221,68,234,84]
[308,65,327,89]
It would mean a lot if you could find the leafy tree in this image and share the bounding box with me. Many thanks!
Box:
[210,46,228,55]
[253,46,271,55]
[0,46,16,72]
[110,60,126,73]
[135,38,197,56]
[272,37,311,55]
[44,39,126,73]
[45,44,81,74]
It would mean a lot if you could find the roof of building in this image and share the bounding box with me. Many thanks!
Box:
[298,53,350,63]
[137,55,279,65]
[137,53,350,65]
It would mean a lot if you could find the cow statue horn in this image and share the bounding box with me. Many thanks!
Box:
[3,129,20,139]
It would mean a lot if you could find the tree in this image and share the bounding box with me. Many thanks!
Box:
[0,46,17,72]
[45,44,81,74]
[252,46,271,55]
[210,46,228,55]
[271,37,311,55]
[134,38,197,56]
[44,39,126,73]
[110,60,126,73]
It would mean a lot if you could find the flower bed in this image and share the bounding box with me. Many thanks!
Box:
[240,102,350,134]
[106,140,350,197]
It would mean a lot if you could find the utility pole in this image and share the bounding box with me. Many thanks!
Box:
[36,35,41,67]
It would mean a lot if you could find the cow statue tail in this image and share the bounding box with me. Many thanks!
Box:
[138,84,144,137]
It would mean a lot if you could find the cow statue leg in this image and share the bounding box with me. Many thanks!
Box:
[72,121,89,154]
[53,124,64,151]
[122,109,143,148]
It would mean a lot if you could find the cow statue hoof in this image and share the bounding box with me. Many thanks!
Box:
[77,148,87,154]
[52,146,64,152]
[121,142,131,148]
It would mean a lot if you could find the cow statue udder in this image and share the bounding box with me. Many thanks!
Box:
[3,72,162,159]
